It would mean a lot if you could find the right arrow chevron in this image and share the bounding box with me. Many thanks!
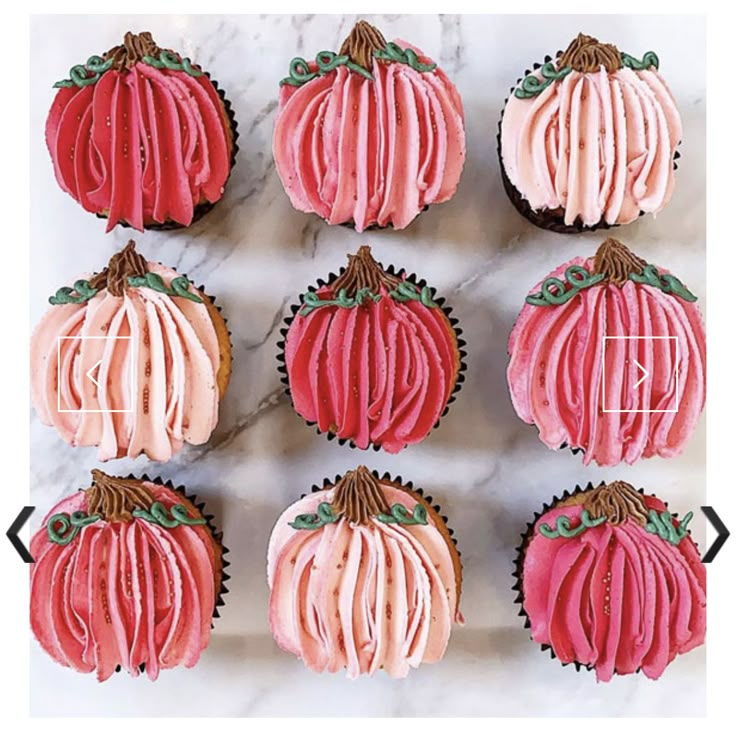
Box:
[700,506,730,563]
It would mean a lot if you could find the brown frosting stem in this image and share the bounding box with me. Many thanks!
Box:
[331,245,400,295]
[593,238,647,287]
[586,481,649,526]
[104,31,161,71]
[559,32,622,73]
[89,240,149,296]
[331,466,389,524]
[338,20,387,69]
[85,469,155,522]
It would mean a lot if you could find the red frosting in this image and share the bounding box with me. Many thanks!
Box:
[522,494,706,682]
[46,58,233,231]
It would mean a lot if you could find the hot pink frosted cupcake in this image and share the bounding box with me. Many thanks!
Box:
[30,470,228,681]
[498,33,682,232]
[514,480,706,681]
[267,466,463,678]
[507,238,705,466]
[273,20,466,231]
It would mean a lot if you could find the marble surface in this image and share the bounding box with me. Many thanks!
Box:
[29,14,706,717]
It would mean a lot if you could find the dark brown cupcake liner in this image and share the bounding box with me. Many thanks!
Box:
[96,73,239,232]
[511,481,694,677]
[275,262,468,453]
[112,473,230,676]
[496,54,681,234]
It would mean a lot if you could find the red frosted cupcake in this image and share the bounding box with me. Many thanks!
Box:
[514,480,705,681]
[273,20,466,231]
[507,238,705,466]
[278,245,466,452]
[46,31,238,231]
[30,470,228,681]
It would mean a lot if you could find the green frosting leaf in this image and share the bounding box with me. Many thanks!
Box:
[515,62,572,100]
[538,509,607,539]
[621,51,659,71]
[629,264,697,302]
[645,509,693,546]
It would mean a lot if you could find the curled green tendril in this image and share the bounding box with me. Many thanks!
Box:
[132,502,206,528]
[47,511,101,545]
[374,42,436,73]
[142,51,203,77]
[300,281,438,316]
[645,509,693,546]
[53,56,114,88]
[539,509,607,539]
[621,51,660,71]
[49,280,99,305]
[376,503,428,526]
[127,273,203,303]
[289,502,340,530]
[526,265,605,307]
[389,282,439,308]
[629,264,697,302]
[515,62,572,99]
[280,50,374,87]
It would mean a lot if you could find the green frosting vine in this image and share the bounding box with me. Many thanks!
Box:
[53,55,114,88]
[620,51,660,71]
[289,501,429,530]
[127,273,203,303]
[629,264,697,302]
[47,511,102,545]
[514,61,572,99]
[300,281,437,317]
[280,43,436,87]
[141,50,202,77]
[539,510,607,539]
[525,266,604,307]
[49,280,99,305]
[645,509,693,546]
[131,502,206,528]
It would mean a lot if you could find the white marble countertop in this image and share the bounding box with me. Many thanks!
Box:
[29,14,706,717]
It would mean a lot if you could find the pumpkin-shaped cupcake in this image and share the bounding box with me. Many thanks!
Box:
[507,238,705,466]
[514,480,705,681]
[499,33,682,232]
[31,240,231,461]
[279,245,465,452]
[273,20,466,231]
[30,470,228,681]
[46,31,238,231]
[267,466,463,678]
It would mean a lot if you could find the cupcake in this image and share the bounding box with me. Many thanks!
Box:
[46,31,238,231]
[507,237,705,466]
[30,469,228,681]
[513,480,706,681]
[267,466,463,677]
[31,240,232,461]
[498,33,681,232]
[278,244,466,452]
[273,20,465,231]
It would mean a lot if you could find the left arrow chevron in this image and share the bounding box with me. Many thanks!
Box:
[6,506,35,563]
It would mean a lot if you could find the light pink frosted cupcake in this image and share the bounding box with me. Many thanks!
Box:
[507,238,705,466]
[267,466,463,678]
[273,20,466,231]
[498,33,682,232]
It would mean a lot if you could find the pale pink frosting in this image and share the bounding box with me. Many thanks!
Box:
[267,484,462,678]
[500,66,682,226]
[507,257,706,465]
[30,262,222,461]
[285,285,459,452]
[273,42,465,231]
[46,64,232,231]
[522,496,706,682]
[30,482,219,682]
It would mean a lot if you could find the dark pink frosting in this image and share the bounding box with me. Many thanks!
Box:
[46,64,232,231]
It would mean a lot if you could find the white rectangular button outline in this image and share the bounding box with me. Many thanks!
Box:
[56,335,134,414]
[601,335,679,413]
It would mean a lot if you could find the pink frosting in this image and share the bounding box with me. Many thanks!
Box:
[273,42,465,231]
[30,482,219,681]
[46,64,232,231]
[30,262,222,461]
[507,257,706,465]
[500,66,682,226]
[285,285,459,452]
[267,484,462,678]
[522,496,706,682]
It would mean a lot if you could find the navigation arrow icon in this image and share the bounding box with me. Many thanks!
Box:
[633,359,650,390]
[701,506,730,563]
[6,506,35,563]
[86,359,102,388]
